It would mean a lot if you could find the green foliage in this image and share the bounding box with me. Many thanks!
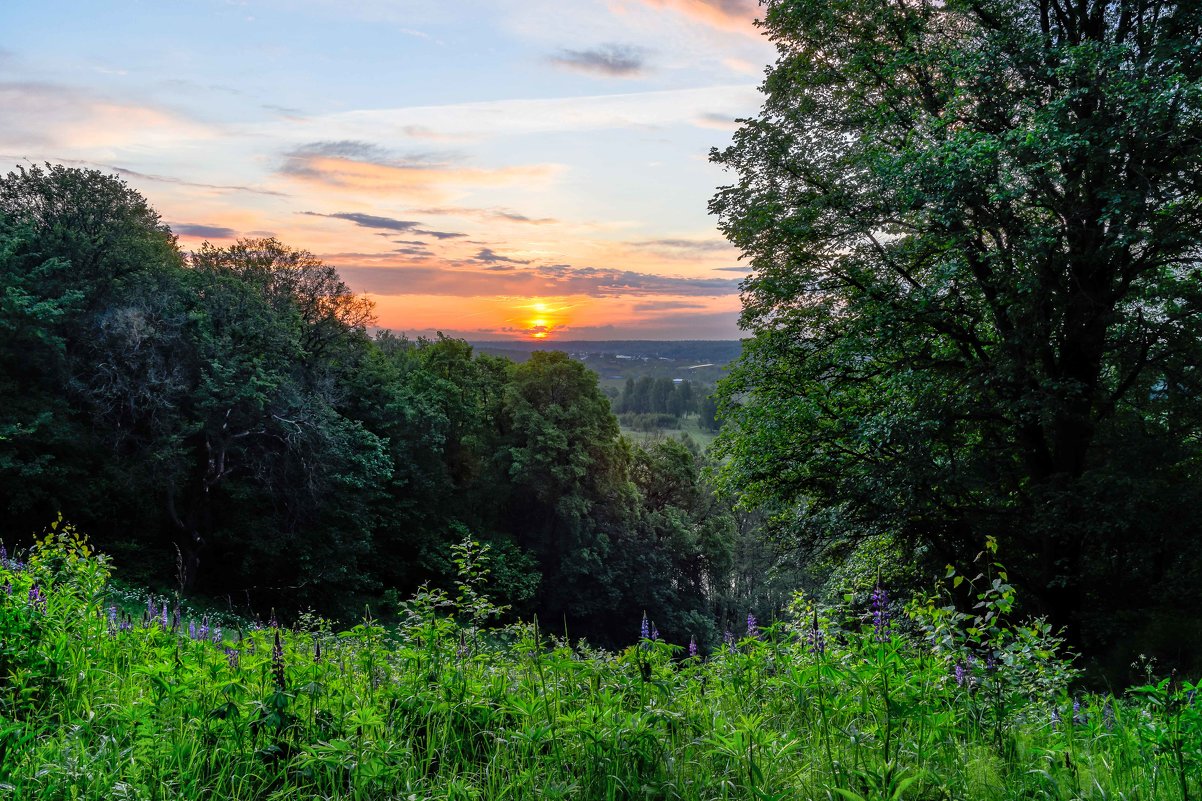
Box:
[1,534,1195,800]
[710,0,1202,668]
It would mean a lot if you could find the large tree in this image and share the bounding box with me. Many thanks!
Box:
[711,0,1202,657]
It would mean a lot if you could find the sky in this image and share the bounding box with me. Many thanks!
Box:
[0,0,775,340]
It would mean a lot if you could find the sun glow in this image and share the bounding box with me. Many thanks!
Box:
[519,299,569,340]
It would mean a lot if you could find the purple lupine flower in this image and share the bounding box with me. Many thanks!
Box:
[2,582,11,596]
[870,586,891,642]
[0,543,7,567]
[107,605,118,634]
[160,604,168,631]
[211,625,222,644]
[640,613,650,641]
[807,611,826,656]
[650,624,660,642]
[1050,707,1061,730]
[1072,699,1086,725]
[188,619,197,640]
[954,662,967,687]
[120,616,132,632]
[225,647,239,671]
[746,613,759,639]
[724,630,735,654]
[272,630,286,690]
[28,583,45,611]
[984,653,997,674]
[199,616,209,641]
[147,597,156,626]
[688,636,698,658]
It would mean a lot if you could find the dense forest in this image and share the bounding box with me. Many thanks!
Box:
[0,163,794,650]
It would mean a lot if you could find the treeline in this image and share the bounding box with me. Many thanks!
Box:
[613,377,720,432]
[0,164,780,645]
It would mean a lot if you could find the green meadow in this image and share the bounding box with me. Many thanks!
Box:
[1,525,1197,801]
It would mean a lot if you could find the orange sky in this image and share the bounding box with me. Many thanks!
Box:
[1,0,772,340]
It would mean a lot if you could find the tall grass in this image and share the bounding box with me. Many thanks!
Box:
[0,523,1197,800]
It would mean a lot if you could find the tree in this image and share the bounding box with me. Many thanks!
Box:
[711,0,1202,654]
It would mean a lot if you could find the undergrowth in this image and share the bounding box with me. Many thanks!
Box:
[0,523,1198,800]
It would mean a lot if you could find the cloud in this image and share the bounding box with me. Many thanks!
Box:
[634,0,759,32]
[713,265,748,272]
[300,210,465,240]
[412,206,558,225]
[278,142,560,200]
[631,238,737,254]
[337,262,741,298]
[300,210,422,232]
[474,248,531,265]
[549,44,648,78]
[0,81,213,151]
[632,300,708,312]
[171,222,238,239]
[414,229,465,239]
[694,111,740,130]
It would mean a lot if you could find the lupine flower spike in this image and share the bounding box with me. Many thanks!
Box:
[746,613,759,639]
[640,612,650,641]
[808,610,826,656]
[272,630,286,690]
[650,624,659,642]
[688,636,697,658]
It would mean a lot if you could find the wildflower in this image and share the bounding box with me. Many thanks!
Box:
[0,543,6,567]
[1073,699,1087,726]
[807,611,826,657]
[188,619,197,640]
[870,585,891,642]
[954,662,967,687]
[198,616,209,641]
[107,605,118,634]
[212,625,222,644]
[2,582,11,596]
[724,630,735,654]
[650,624,660,642]
[640,613,650,641]
[984,653,997,674]
[28,583,45,611]
[1051,707,1061,730]
[225,647,240,671]
[746,613,759,639]
[272,630,286,690]
[160,604,168,631]
[688,636,698,658]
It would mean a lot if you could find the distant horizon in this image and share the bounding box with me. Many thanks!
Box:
[2,0,771,341]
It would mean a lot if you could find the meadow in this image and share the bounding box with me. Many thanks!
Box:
[0,524,1198,801]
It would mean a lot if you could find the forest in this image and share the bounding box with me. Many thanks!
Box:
[0,163,794,651]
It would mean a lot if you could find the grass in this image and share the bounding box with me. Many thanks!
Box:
[620,416,719,450]
[0,524,1198,800]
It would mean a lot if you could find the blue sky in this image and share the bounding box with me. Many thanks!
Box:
[1,0,774,339]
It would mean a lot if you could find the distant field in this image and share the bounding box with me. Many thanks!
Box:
[620,415,719,450]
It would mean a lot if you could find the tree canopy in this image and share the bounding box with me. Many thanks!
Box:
[711,0,1202,665]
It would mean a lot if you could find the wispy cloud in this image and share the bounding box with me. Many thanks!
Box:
[171,222,237,239]
[301,210,466,240]
[279,142,560,200]
[694,111,740,130]
[633,0,759,32]
[300,210,422,232]
[549,44,648,77]
[411,206,558,225]
[474,247,531,265]
[338,262,741,298]
[631,238,736,254]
